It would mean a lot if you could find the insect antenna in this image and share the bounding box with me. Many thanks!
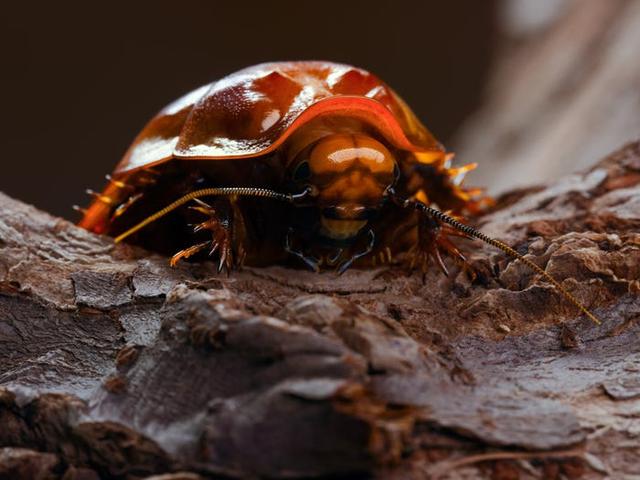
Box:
[420,204,601,325]
[114,187,310,244]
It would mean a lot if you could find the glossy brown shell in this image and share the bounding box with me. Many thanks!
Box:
[115,61,444,175]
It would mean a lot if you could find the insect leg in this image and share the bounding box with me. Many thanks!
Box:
[186,198,238,273]
[284,229,320,272]
[336,229,375,275]
[170,241,210,267]
[389,190,600,325]
[409,209,468,282]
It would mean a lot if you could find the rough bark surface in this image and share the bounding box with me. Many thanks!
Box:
[0,142,639,479]
[453,0,640,194]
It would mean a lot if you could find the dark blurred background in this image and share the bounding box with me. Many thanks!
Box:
[1,1,498,219]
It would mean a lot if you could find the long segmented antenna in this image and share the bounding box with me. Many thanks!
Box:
[113,185,600,325]
[415,202,601,325]
[114,187,310,244]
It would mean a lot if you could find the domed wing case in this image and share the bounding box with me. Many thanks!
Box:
[115,62,444,175]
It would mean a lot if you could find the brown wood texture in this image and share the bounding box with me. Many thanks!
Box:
[0,140,639,479]
[453,0,640,195]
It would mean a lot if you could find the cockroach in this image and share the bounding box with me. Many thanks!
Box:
[77,61,599,325]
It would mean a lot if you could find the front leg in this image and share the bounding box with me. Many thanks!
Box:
[170,197,246,272]
[388,192,474,281]
[410,208,474,280]
[389,191,601,325]
[392,153,490,279]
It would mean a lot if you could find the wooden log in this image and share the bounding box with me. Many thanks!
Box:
[0,142,639,478]
[453,0,640,195]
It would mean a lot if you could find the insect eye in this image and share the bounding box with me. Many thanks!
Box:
[292,161,311,182]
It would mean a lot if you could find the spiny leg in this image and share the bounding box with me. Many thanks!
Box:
[408,208,472,282]
[170,241,210,267]
[111,192,143,221]
[76,170,156,232]
[383,187,600,324]
[171,198,240,273]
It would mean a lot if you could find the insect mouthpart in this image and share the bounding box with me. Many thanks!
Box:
[318,205,376,240]
[319,216,368,240]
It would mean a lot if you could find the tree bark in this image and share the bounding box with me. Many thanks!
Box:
[453,0,640,194]
[0,140,639,479]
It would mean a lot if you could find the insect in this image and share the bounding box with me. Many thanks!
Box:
[77,61,599,324]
